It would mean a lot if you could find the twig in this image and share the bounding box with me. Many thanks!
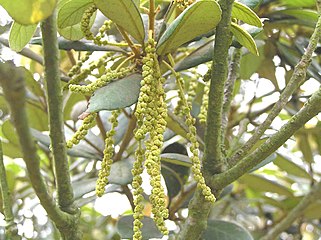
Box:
[0,140,20,240]
[210,85,321,190]
[228,9,321,166]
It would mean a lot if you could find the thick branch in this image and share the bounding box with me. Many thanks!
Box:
[210,85,321,190]
[260,180,321,240]
[41,13,77,213]
[229,10,321,166]
[204,0,234,174]
[178,1,234,239]
[0,140,20,240]
[0,62,69,226]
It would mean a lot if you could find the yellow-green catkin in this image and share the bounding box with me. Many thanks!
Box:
[96,110,121,197]
[199,81,209,124]
[66,112,97,148]
[186,70,199,108]
[66,52,113,89]
[68,52,92,78]
[69,67,131,95]
[175,73,216,203]
[81,5,97,40]
[176,0,195,10]
[132,38,169,239]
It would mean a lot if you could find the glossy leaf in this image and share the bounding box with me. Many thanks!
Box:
[203,220,253,240]
[0,0,56,25]
[58,0,93,28]
[87,73,141,112]
[161,165,184,199]
[156,0,222,55]
[274,9,318,23]
[108,158,134,185]
[94,0,145,43]
[232,1,262,27]
[239,174,293,197]
[231,22,258,55]
[9,22,37,52]
[117,215,163,240]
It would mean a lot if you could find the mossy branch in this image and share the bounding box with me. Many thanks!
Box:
[203,0,234,175]
[0,62,70,227]
[40,12,81,239]
[177,0,235,239]
[0,140,20,240]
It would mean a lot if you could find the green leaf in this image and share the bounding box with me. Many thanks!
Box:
[58,0,93,28]
[108,158,134,185]
[280,0,315,7]
[160,153,192,167]
[249,153,276,172]
[174,40,214,72]
[87,73,141,112]
[161,165,184,200]
[230,22,258,55]
[156,0,222,55]
[232,1,262,27]
[117,215,163,240]
[274,153,312,179]
[274,9,318,23]
[203,220,253,240]
[304,201,321,219]
[93,0,145,43]
[0,0,56,25]
[239,174,293,197]
[238,0,262,9]
[9,22,37,52]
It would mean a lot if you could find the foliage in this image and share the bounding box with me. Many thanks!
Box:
[0,0,320,239]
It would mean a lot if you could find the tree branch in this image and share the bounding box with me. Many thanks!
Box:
[178,1,234,239]
[41,12,78,214]
[260,180,321,240]
[0,61,70,227]
[210,85,321,190]
[0,140,20,240]
[41,12,81,239]
[204,0,234,174]
[228,10,321,166]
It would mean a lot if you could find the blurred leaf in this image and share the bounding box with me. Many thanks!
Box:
[203,220,253,240]
[160,153,192,167]
[9,22,37,52]
[2,120,19,145]
[161,165,184,200]
[304,201,321,219]
[280,0,315,7]
[0,120,23,158]
[23,67,45,98]
[257,58,278,90]
[238,0,262,9]
[117,215,163,240]
[239,174,293,197]
[87,73,141,112]
[26,104,48,131]
[31,36,126,52]
[231,22,258,55]
[94,0,145,43]
[249,153,276,172]
[58,0,93,28]
[174,40,213,72]
[296,132,314,163]
[156,0,222,55]
[274,153,312,179]
[73,178,97,199]
[108,158,134,185]
[274,9,318,23]
[0,0,56,25]
[232,2,262,27]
